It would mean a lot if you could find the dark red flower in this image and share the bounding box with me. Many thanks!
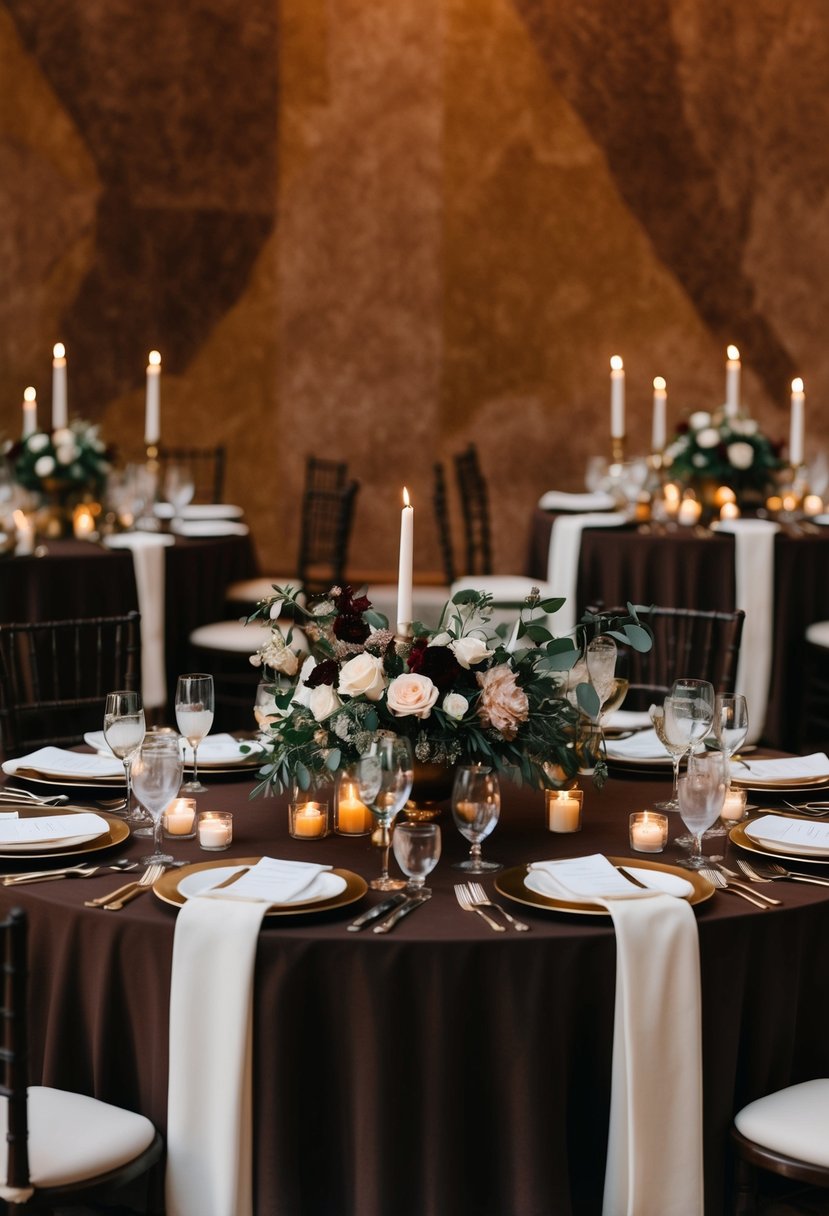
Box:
[333,614,370,644]
[333,585,371,616]
[304,659,339,688]
[409,640,463,692]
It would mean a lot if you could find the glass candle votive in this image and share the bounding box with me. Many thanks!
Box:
[163,796,197,839]
[629,811,668,853]
[546,788,583,833]
[335,774,373,836]
[197,811,233,851]
[720,787,748,823]
[289,800,329,840]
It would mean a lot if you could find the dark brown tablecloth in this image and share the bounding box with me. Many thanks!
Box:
[2,769,829,1215]
[526,510,829,750]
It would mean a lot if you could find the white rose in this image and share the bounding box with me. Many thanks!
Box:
[450,636,493,669]
[293,655,317,707]
[338,653,386,701]
[52,428,72,445]
[33,455,55,477]
[442,692,469,720]
[309,684,341,722]
[268,598,284,620]
[386,673,439,719]
[727,442,754,470]
[27,433,50,453]
[695,427,720,449]
[688,411,711,431]
[55,444,78,465]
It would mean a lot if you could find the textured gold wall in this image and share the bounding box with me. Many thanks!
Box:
[2,0,828,575]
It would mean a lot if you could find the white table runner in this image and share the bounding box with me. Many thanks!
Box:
[546,513,627,635]
[104,533,174,709]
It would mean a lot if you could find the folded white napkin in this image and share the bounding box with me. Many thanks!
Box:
[605,728,670,762]
[603,709,653,732]
[0,812,109,845]
[715,519,780,743]
[166,857,331,1216]
[546,513,627,635]
[538,490,617,512]
[731,752,829,784]
[155,503,244,521]
[171,519,250,538]
[202,857,333,903]
[529,856,703,1216]
[745,813,829,856]
[2,747,124,780]
[182,734,263,766]
[104,532,172,709]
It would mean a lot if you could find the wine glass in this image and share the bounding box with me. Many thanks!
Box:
[103,690,151,830]
[175,674,215,793]
[650,699,693,811]
[677,752,726,869]
[357,736,414,891]
[392,822,441,896]
[652,680,715,811]
[706,693,749,835]
[164,464,195,523]
[451,766,501,873]
[131,733,184,867]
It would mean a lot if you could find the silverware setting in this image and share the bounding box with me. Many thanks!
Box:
[454,884,505,932]
[372,892,430,934]
[84,863,165,911]
[699,867,779,908]
[0,788,68,805]
[347,893,407,932]
[782,799,829,816]
[464,881,530,931]
[737,858,829,887]
[2,859,141,885]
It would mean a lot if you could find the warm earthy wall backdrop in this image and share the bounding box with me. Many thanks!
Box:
[2,0,828,575]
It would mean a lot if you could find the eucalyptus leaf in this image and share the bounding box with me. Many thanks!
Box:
[576,682,601,719]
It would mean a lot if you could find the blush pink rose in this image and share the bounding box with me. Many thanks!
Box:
[476,664,529,740]
[386,673,439,719]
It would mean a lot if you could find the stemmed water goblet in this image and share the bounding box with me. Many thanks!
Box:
[392,822,441,897]
[103,690,151,831]
[175,674,215,793]
[706,693,749,835]
[651,679,715,811]
[357,736,414,891]
[164,464,195,525]
[131,733,184,867]
[451,766,501,873]
[676,751,727,869]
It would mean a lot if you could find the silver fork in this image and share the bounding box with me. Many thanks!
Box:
[85,863,164,910]
[3,863,101,885]
[782,799,829,816]
[466,881,530,931]
[699,867,778,909]
[454,884,505,932]
[737,858,829,888]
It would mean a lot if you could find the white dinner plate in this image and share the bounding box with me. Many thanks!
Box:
[177,864,347,904]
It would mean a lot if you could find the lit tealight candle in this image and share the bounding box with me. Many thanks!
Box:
[22,386,37,438]
[198,812,233,850]
[677,496,702,526]
[337,782,372,834]
[629,811,668,853]
[73,504,97,539]
[720,788,747,822]
[164,797,197,836]
[720,501,740,522]
[546,789,583,833]
[803,494,824,517]
[291,801,328,839]
[145,350,162,446]
[52,342,68,430]
[714,485,736,508]
[662,482,681,519]
[725,345,740,417]
[651,376,667,452]
[13,509,34,556]
[789,377,805,467]
[610,355,625,439]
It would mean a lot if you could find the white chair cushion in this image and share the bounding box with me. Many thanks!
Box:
[226,578,303,605]
[734,1078,829,1167]
[190,620,308,655]
[806,621,829,650]
[450,576,558,605]
[0,1086,156,1189]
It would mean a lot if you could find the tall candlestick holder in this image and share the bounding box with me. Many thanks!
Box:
[611,435,626,465]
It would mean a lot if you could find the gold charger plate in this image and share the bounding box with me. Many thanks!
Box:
[731,775,829,793]
[494,856,714,917]
[729,816,829,865]
[10,768,125,792]
[153,857,368,917]
[0,806,128,861]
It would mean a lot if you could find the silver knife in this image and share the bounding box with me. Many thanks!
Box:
[373,893,429,934]
[347,893,407,932]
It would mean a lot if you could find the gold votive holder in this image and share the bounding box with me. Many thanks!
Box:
[720,787,748,824]
[197,811,233,851]
[629,811,668,853]
[546,788,583,833]
[163,797,197,839]
[289,800,329,840]
[335,774,373,836]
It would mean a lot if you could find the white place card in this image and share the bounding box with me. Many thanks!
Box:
[746,814,829,851]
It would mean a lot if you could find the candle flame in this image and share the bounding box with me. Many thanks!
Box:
[148,350,161,367]
[53,342,65,360]
[727,344,740,361]
[791,377,804,393]
[402,487,411,508]
[23,386,36,402]
[653,376,666,391]
[610,355,624,371]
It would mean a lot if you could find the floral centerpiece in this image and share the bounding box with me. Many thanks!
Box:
[663,409,782,500]
[245,584,652,796]
[7,420,112,497]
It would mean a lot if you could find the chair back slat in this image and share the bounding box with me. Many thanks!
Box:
[0,613,141,759]
[297,482,360,596]
[432,462,456,585]
[453,444,493,576]
[305,456,348,494]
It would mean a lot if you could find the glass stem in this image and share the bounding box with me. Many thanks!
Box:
[378,820,391,883]
[153,814,164,857]
[123,758,132,814]
[691,832,703,864]
[470,841,482,866]
[671,753,682,798]
[192,742,200,787]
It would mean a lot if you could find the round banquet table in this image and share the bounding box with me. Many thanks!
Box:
[526,509,829,752]
[2,768,829,1216]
